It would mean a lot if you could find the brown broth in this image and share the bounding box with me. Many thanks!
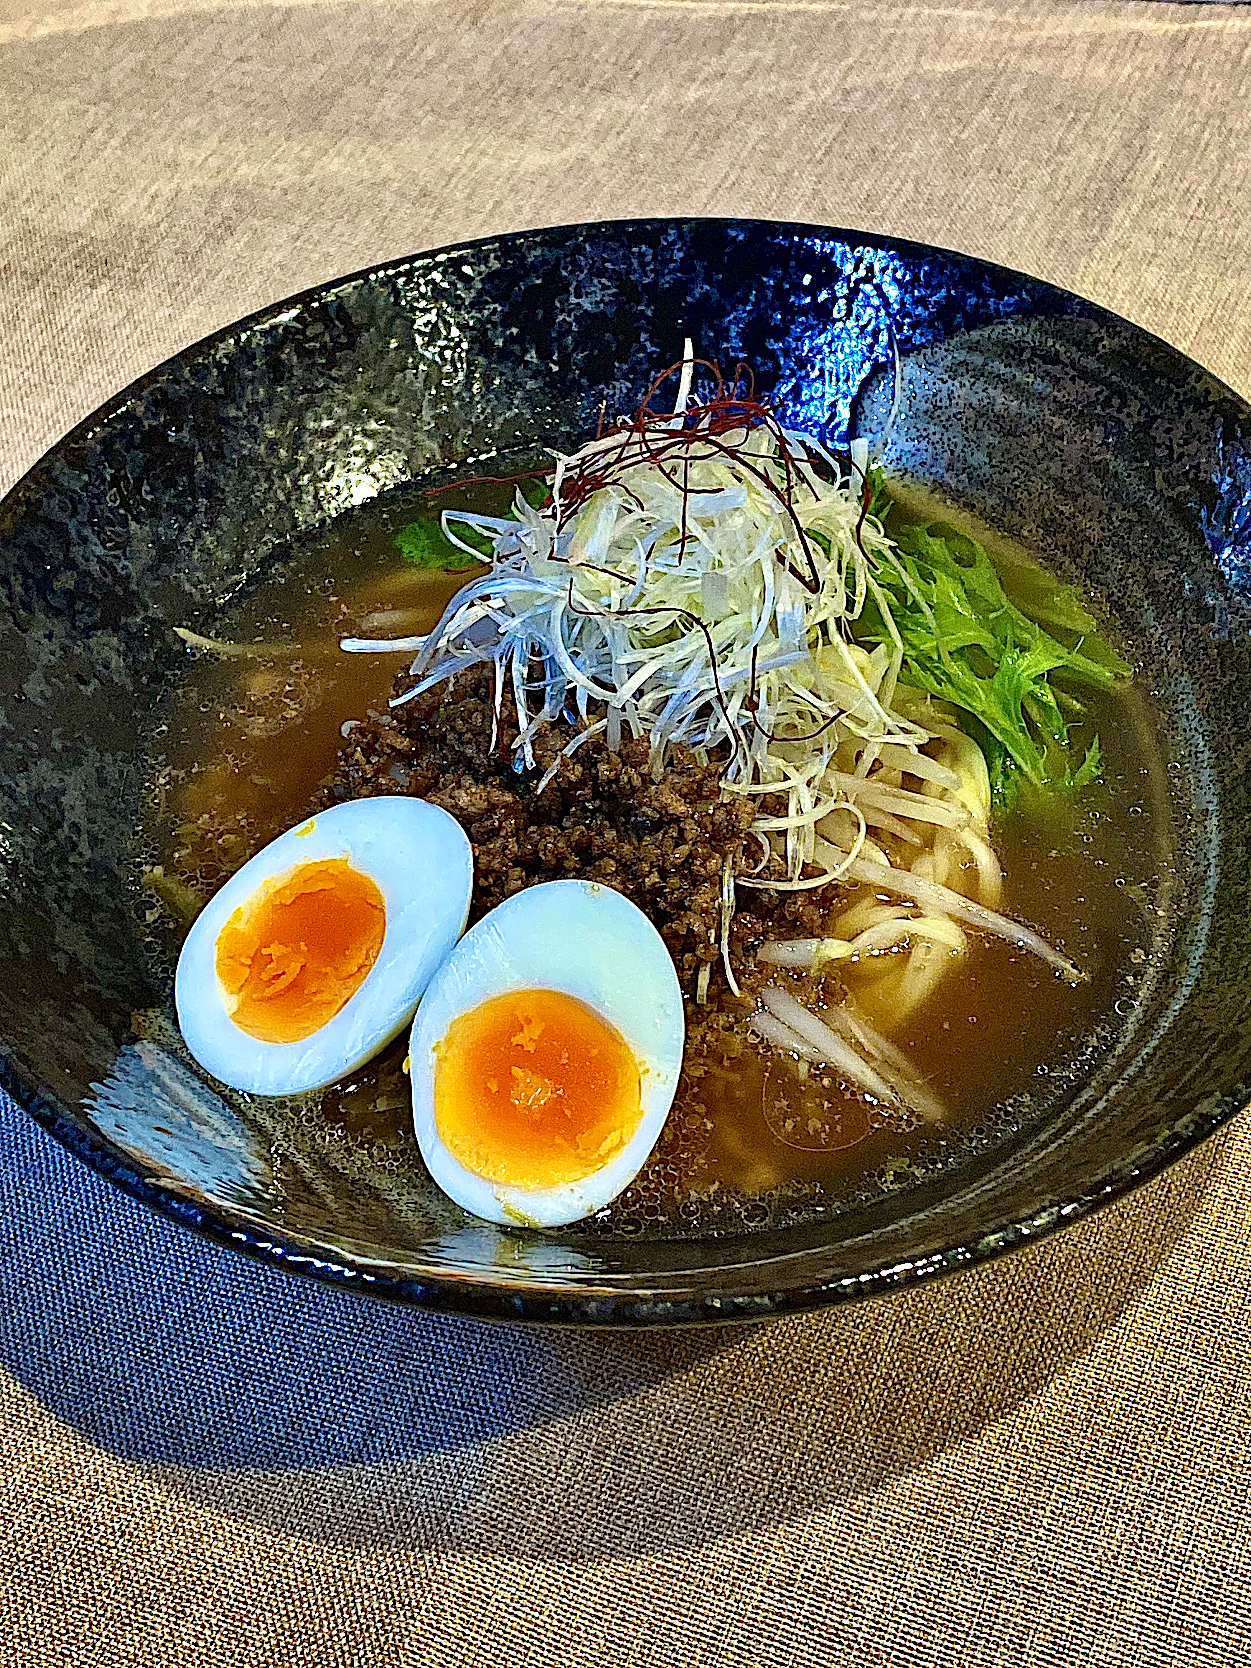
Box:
[138,479,1172,1237]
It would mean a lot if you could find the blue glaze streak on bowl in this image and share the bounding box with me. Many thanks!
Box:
[0,217,1248,1326]
[672,226,1087,444]
[1203,426,1251,600]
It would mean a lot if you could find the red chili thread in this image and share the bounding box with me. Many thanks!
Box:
[424,468,554,501]
[555,355,834,595]
[744,642,846,745]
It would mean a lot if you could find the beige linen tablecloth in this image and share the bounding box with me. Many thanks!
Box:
[2,2,1251,1663]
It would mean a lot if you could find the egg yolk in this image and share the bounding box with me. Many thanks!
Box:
[433,989,643,1189]
[215,858,386,1045]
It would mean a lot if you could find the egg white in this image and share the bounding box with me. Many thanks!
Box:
[410,879,685,1227]
[176,797,473,1096]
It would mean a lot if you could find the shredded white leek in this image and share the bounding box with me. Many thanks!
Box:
[343,368,1080,1099]
[349,411,931,891]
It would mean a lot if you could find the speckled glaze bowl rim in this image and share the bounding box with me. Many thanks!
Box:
[2,216,1247,1327]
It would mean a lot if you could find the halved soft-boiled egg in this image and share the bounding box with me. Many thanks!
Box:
[176,797,472,1096]
[410,880,685,1227]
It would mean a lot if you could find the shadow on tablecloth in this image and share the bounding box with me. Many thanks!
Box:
[0,1087,1227,1558]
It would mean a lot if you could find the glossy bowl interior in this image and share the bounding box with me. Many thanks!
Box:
[2,218,1249,1325]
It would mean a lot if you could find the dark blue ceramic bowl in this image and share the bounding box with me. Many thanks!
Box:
[1,219,1248,1325]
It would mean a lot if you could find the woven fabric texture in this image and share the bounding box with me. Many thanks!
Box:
[2,2,1250,1664]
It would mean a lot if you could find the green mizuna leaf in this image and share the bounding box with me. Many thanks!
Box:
[395,476,552,570]
[855,491,1131,806]
[395,513,480,570]
[517,478,551,511]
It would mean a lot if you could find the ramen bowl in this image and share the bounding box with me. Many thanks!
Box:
[1,218,1248,1325]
